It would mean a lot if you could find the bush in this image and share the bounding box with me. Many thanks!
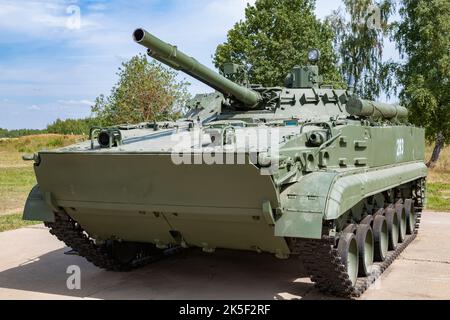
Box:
[92,54,190,126]
[46,118,101,135]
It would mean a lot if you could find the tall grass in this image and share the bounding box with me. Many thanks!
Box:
[426,145,450,211]
[0,134,82,154]
[0,134,85,232]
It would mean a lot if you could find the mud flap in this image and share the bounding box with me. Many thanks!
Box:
[275,211,324,239]
[23,185,55,222]
[275,173,336,239]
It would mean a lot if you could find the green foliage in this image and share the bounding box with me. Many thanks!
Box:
[392,0,450,144]
[46,118,100,135]
[213,0,344,87]
[92,54,191,126]
[427,183,450,212]
[326,0,395,99]
[0,213,39,233]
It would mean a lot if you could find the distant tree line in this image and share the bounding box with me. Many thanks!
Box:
[0,128,44,138]
[0,117,101,138]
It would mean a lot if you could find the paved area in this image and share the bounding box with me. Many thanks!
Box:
[0,212,449,300]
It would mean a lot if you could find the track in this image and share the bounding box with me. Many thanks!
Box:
[292,180,425,299]
[292,225,419,298]
[45,212,181,271]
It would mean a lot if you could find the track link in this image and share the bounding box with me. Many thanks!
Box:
[45,212,181,271]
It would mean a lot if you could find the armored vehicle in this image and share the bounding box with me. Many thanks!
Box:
[23,28,427,298]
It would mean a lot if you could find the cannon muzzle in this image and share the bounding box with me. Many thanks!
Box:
[346,97,408,120]
[133,28,262,108]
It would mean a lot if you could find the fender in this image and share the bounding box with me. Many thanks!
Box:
[324,162,427,220]
[23,185,55,222]
[275,161,427,239]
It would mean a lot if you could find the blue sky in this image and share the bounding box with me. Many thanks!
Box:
[0,0,399,129]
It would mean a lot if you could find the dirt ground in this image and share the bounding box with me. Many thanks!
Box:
[0,211,449,300]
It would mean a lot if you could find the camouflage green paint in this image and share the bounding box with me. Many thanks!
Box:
[23,29,428,256]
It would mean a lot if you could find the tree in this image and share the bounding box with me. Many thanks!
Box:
[326,0,395,99]
[393,0,450,167]
[92,54,190,126]
[213,0,343,87]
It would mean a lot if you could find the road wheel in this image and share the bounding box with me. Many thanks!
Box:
[404,199,416,234]
[395,204,407,243]
[373,208,384,218]
[361,215,373,226]
[338,233,359,286]
[385,208,399,250]
[356,224,374,276]
[343,224,357,234]
[373,215,388,262]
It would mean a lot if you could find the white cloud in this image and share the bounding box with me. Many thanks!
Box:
[58,99,94,105]
[0,0,102,40]
[87,3,108,12]
[315,0,343,20]
[28,104,41,110]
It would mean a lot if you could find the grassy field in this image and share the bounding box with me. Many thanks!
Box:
[0,134,449,232]
[0,213,40,232]
[0,135,83,231]
[426,145,450,211]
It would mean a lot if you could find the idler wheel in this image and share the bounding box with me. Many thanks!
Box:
[404,199,416,234]
[385,208,399,250]
[356,224,374,276]
[338,233,359,286]
[373,215,388,262]
[395,203,407,243]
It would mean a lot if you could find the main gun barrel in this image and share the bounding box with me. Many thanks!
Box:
[346,97,409,120]
[133,28,262,108]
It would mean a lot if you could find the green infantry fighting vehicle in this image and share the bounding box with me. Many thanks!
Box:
[23,28,427,298]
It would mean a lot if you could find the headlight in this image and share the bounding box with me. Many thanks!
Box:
[98,129,122,148]
[307,48,320,64]
[308,131,327,147]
